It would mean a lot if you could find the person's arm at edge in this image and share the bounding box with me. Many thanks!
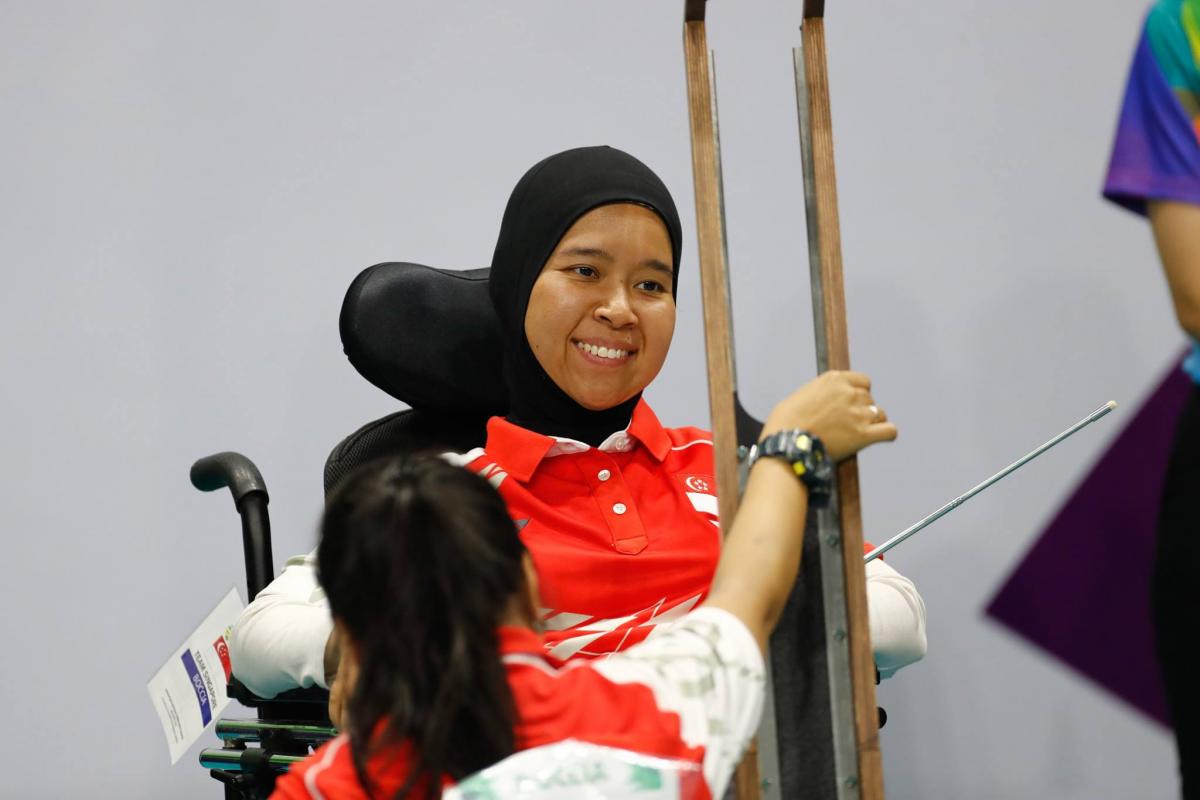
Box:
[1148,200,1200,339]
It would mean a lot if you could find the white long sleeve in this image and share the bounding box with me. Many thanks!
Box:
[228,549,928,696]
[228,549,332,699]
[866,557,928,679]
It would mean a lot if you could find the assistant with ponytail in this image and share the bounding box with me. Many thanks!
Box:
[315,457,529,799]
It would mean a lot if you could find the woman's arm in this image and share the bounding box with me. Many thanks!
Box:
[704,457,810,655]
[229,550,335,698]
[866,558,927,678]
[703,371,897,654]
[1148,200,1200,339]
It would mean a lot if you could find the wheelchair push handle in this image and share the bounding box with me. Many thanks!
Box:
[190,451,275,600]
[191,451,269,503]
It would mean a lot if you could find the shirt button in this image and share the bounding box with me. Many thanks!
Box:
[612,502,627,515]
[598,469,611,482]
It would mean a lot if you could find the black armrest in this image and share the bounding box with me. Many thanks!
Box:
[227,676,331,725]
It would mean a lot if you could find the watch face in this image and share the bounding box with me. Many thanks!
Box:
[794,433,812,452]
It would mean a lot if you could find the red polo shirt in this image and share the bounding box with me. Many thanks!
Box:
[453,399,723,661]
[272,608,764,800]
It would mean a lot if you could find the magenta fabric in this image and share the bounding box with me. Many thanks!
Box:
[986,356,1191,726]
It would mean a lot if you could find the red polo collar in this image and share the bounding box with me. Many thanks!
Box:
[483,399,672,483]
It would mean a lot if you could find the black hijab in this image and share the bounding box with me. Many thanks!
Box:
[489,146,683,446]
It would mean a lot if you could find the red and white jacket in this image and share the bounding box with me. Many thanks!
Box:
[271,607,764,800]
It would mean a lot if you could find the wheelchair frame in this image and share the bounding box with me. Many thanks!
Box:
[191,452,336,800]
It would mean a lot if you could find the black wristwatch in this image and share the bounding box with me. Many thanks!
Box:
[748,429,833,507]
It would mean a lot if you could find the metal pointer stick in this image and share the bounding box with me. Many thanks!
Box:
[863,401,1118,563]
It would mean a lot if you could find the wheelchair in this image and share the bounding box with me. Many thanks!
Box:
[190,262,506,799]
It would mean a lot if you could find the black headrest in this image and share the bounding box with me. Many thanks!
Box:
[339,263,507,415]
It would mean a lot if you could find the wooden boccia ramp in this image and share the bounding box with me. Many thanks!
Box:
[681,2,882,798]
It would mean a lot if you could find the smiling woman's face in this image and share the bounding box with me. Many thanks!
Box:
[523,203,676,411]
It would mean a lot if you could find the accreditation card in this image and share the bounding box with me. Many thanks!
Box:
[146,587,244,764]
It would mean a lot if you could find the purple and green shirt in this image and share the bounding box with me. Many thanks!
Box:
[1104,0,1200,381]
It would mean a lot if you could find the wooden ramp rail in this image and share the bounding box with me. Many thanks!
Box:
[681,4,759,798]
[797,1,883,795]
[681,1,883,797]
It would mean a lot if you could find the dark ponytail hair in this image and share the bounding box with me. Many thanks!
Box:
[317,455,527,799]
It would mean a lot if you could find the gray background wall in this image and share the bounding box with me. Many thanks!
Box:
[0,1,1180,797]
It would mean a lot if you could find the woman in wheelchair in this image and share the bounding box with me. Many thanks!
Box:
[273,377,896,799]
[231,146,926,702]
